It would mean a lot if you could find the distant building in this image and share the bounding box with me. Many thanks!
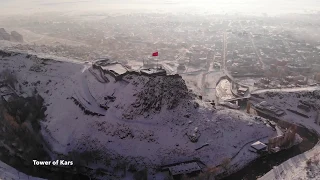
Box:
[100,63,128,76]
[296,79,307,85]
[280,80,289,85]
[276,59,288,66]
[93,60,129,81]
[285,76,294,82]
[260,78,271,84]
[286,63,311,74]
[237,87,248,95]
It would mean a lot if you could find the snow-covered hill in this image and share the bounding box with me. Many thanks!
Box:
[0,50,275,179]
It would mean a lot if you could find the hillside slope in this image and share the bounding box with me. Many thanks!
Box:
[0,160,44,180]
[0,50,275,179]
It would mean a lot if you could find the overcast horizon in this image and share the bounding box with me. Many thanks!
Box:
[1,0,320,16]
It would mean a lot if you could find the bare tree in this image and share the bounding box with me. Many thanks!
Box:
[220,158,231,170]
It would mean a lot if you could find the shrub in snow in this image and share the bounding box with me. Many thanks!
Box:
[220,158,231,170]
[124,76,193,119]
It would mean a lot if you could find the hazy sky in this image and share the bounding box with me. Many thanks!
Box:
[1,0,320,16]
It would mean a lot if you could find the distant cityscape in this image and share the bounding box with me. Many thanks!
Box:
[1,10,320,180]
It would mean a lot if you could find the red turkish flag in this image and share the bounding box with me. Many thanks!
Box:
[152,51,158,56]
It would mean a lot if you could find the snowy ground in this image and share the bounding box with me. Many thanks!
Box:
[0,160,44,180]
[0,50,276,179]
[254,89,320,180]
[251,88,320,130]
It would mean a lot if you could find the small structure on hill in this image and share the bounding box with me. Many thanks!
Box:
[250,141,267,153]
[254,101,285,117]
[161,161,203,179]
[237,86,248,96]
[140,67,167,76]
[93,59,129,81]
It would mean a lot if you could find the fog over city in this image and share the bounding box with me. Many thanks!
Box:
[1,1,320,180]
[1,0,320,63]
[1,0,320,15]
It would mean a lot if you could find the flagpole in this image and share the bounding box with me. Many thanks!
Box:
[156,51,159,69]
[156,56,158,69]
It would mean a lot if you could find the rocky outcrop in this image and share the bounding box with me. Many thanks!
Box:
[0,28,24,42]
[0,28,11,41]
[186,127,201,143]
[124,75,193,119]
[10,31,24,42]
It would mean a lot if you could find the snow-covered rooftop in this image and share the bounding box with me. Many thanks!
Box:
[168,162,201,175]
[100,63,128,75]
[251,141,267,151]
[140,68,166,75]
